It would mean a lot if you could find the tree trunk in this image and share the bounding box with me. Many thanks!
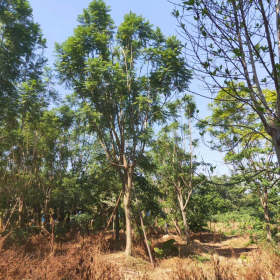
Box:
[124,167,133,256]
[260,187,272,242]
[172,217,182,237]
[105,190,123,231]
[0,216,2,231]
[43,201,50,228]
[181,207,190,245]
[115,205,120,241]
[43,189,51,228]
[139,212,154,267]
[270,127,280,165]
[36,210,41,227]
[264,205,272,242]
[18,198,24,227]
[178,194,190,245]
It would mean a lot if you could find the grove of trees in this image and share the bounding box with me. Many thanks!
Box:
[0,0,280,258]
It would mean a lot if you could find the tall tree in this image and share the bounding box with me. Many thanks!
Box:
[55,0,191,255]
[0,0,56,233]
[174,0,280,164]
[205,88,280,241]
[152,97,203,245]
[0,0,46,123]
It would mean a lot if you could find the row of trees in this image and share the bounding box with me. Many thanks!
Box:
[0,0,279,256]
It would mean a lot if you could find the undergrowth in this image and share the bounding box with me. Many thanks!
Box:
[170,249,280,280]
[0,229,280,279]
[0,233,125,280]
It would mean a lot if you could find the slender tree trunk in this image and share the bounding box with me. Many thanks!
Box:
[43,188,51,228]
[124,167,133,256]
[271,131,280,165]
[115,205,120,241]
[2,199,18,232]
[261,187,272,242]
[178,194,190,245]
[172,217,182,237]
[18,198,24,227]
[134,214,143,239]
[264,205,272,242]
[43,201,50,227]
[277,0,280,61]
[181,207,190,245]
[0,215,2,232]
[105,190,123,231]
[139,212,154,267]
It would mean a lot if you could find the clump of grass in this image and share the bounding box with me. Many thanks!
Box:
[170,259,209,280]
[153,239,178,259]
[192,254,211,263]
[169,249,280,280]
[0,233,123,280]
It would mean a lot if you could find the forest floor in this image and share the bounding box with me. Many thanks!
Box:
[0,227,279,279]
[106,231,260,279]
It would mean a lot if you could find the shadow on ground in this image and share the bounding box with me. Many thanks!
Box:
[151,232,257,259]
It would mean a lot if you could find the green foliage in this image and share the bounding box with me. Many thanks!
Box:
[153,247,165,258]
[55,1,191,254]
[153,239,177,258]
[192,255,211,263]
[0,0,46,122]
[214,211,265,238]
[203,86,280,241]
[1,0,279,253]
[70,213,93,233]
[56,0,191,172]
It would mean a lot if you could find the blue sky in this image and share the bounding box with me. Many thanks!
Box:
[29,0,229,175]
[29,0,178,63]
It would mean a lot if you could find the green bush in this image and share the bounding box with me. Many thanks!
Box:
[213,210,266,238]
[153,239,178,258]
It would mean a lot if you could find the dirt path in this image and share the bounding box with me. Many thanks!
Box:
[190,232,258,258]
[105,232,259,279]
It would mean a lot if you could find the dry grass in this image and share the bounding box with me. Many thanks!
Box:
[167,249,280,280]
[0,233,123,280]
[0,231,279,280]
[0,232,152,280]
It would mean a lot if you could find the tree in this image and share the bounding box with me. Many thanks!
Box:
[174,0,280,164]
[0,0,46,123]
[55,0,191,255]
[152,97,204,245]
[205,88,280,241]
[153,132,192,243]
[0,0,60,234]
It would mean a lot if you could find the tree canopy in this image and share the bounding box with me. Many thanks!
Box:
[0,0,279,265]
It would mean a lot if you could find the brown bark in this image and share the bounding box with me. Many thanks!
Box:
[277,0,280,64]
[124,167,133,256]
[260,187,272,242]
[139,212,154,267]
[2,199,18,233]
[181,206,190,245]
[0,215,2,232]
[43,189,51,227]
[172,217,182,237]
[178,192,190,245]
[105,190,123,231]
[18,198,24,227]
[114,205,120,241]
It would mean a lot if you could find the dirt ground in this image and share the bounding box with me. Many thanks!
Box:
[104,232,259,279]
